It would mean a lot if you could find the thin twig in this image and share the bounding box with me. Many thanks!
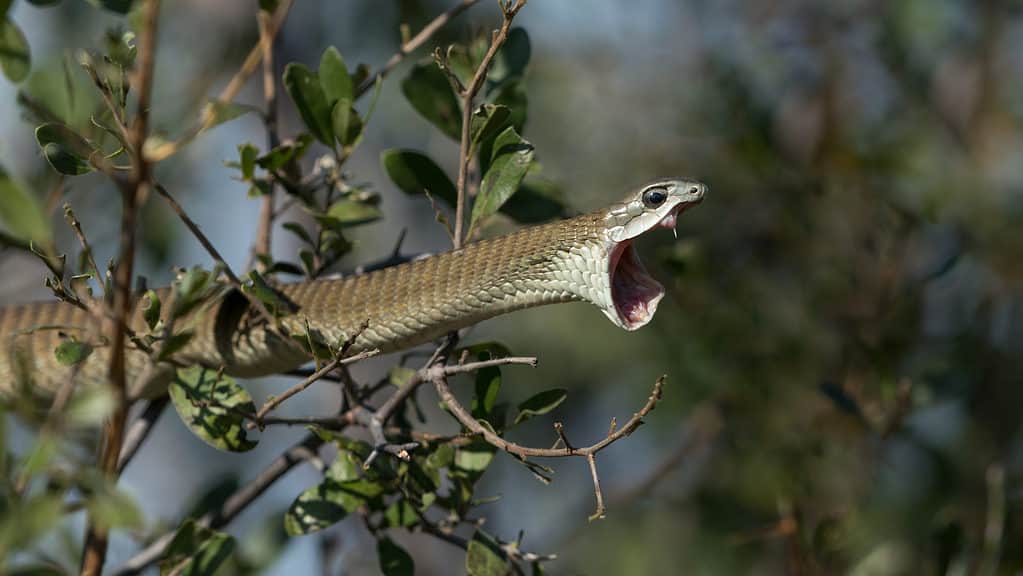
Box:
[250,348,378,424]
[354,0,483,98]
[586,454,605,521]
[144,0,294,162]
[452,0,527,248]
[63,204,106,300]
[117,397,170,473]
[252,5,281,268]
[113,432,327,576]
[152,183,278,327]
[80,1,160,574]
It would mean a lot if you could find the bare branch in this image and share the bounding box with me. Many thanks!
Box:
[144,0,294,162]
[63,204,106,300]
[252,6,281,267]
[81,1,160,573]
[586,453,604,521]
[355,0,483,98]
[152,183,279,328]
[433,374,665,519]
[117,397,170,473]
[113,432,327,575]
[250,348,377,425]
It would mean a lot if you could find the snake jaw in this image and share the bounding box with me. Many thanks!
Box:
[605,233,667,331]
[603,202,694,330]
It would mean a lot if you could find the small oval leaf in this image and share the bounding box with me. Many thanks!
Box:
[0,163,51,245]
[514,388,568,425]
[0,18,30,82]
[381,149,456,206]
[466,529,511,576]
[401,61,461,140]
[319,46,352,105]
[470,126,534,231]
[283,62,333,145]
[378,537,415,576]
[35,123,95,175]
[54,339,92,366]
[169,366,257,452]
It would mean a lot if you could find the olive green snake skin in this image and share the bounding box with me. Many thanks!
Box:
[0,178,706,398]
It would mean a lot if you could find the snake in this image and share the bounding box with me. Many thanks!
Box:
[0,178,706,399]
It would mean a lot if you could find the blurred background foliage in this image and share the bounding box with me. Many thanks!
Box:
[2,0,1023,574]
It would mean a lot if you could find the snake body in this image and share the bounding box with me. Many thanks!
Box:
[0,178,705,398]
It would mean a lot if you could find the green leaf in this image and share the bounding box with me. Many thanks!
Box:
[325,199,382,227]
[388,366,416,388]
[472,366,501,420]
[383,499,419,529]
[455,439,496,473]
[284,477,378,535]
[489,28,531,85]
[169,366,257,452]
[499,178,564,223]
[53,339,92,366]
[65,384,116,427]
[470,104,511,147]
[470,126,534,232]
[0,164,51,245]
[142,289,161,331]
[159,519,235,576]
[319,46,352,105]
[172,266,218,317]
[491,80,528,133]
[92,0,134,14]
[282,222,315,246]
[242,269,287,316]
[35,123,94,175]
[447,35,489,87]
[203,101,259,130]
[466,529,511,576]
[514,389,568,425]
[282,62,333,145]
[156,330,194,362]
[425,443,455,471]
[401,61,461,140]
[0,495,64,554]
[0,18,30,82]
[0,0,12,18]
[381,149,456,206]
[79,473,144,531]
[378,537,415,576]
[256,134,313,171]
[103,28,136,67]
[331,99,363,149]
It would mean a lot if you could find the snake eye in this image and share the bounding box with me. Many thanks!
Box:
[642,187,668,208]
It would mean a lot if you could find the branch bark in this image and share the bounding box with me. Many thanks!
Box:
[80,1,160,573]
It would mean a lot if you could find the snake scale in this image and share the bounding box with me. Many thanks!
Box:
[0,178,706,398]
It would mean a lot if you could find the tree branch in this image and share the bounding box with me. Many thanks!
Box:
[354,0,483,98]
[80,1,160,573]
[252,5,281,267]
[433,374,665,519]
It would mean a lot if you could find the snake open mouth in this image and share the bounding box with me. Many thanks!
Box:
[609,240,665,330]
[605,203,693,330]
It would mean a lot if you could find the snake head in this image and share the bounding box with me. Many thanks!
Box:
[601,178,707,330]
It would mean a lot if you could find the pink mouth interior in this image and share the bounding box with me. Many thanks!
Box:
[609,240,665,330]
